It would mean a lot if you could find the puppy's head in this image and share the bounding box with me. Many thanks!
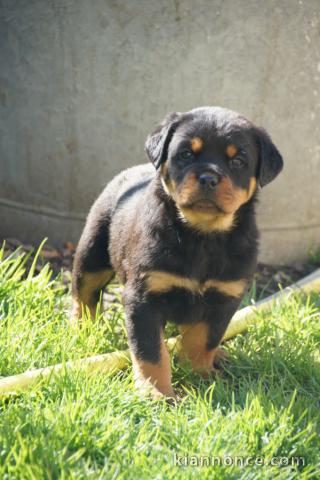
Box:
[145,107,283,233]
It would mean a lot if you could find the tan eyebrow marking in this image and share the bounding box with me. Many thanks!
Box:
[226,144,238,158]
[190,137,203,153]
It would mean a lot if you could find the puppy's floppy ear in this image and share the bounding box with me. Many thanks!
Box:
[145,112,181,169]
[255,127,284,187]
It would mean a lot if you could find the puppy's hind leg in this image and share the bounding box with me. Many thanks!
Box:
[71,199,114,321]
[72,269,114,320]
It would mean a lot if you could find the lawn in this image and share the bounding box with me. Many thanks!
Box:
[0,245,319,479]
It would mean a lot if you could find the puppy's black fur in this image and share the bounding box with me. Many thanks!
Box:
[72,107,283,398]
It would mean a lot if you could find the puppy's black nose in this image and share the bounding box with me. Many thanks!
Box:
[198,172,220,190]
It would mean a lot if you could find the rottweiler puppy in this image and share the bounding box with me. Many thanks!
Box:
[72,106,283,399]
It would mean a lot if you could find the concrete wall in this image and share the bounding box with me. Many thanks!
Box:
[0,0,320,264]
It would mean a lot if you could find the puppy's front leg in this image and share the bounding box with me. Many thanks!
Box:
[178,298,239,376]
[178,322,226,377]
[131,333,174,399]
[124,292,175,399]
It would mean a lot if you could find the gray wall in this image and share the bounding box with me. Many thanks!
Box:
[1,0,320,264]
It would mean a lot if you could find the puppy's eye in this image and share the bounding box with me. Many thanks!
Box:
[229,157,245,169]
[180,150,194,161]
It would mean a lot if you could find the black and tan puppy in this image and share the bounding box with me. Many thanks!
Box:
[72,107,283,399]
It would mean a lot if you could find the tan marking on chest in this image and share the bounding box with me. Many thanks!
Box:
[145,271,247,298]
[203,278,247,297]
[146,271,198,293]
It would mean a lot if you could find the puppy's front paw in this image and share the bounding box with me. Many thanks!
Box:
[179,345,229,379]
[134,376,177,402]
[212,347,229,369]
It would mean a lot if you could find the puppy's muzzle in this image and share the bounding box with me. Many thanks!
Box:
[198,167,223,191]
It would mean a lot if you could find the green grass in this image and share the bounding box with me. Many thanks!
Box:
[0,245,319,479]
[309,247,320,266]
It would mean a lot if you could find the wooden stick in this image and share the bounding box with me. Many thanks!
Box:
[1,269,319,397]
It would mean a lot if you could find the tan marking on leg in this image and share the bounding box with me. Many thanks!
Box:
[226,144,238,158]
[71,297,82,321]
[178,322,223,376]
[203,278,247,298]
[131,334,175,398]
[72,269,114,319]
[190,137,203,153]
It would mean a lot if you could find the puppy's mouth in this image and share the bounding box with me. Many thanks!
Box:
[182,199,225,213]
